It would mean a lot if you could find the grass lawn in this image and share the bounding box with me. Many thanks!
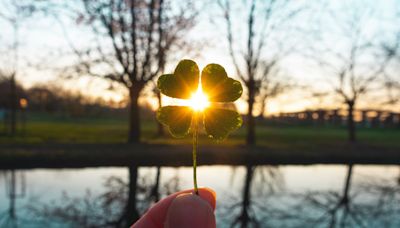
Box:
[1,112,399,151]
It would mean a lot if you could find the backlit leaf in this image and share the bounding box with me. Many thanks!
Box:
[201,64,243,102]
[203,108,242,141]
[157,106,193,138]
[157,59,199,99]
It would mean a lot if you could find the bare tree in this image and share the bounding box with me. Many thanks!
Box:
[306,2,393,142]
[257,65,293,118]
[0,1,35,135]
[54,0,197,143]
[383,77,400,106]
[382,14,400,111]
[154,85,165,136]
[217,0,302,145]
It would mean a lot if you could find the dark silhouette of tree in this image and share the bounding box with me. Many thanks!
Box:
[258,73,293,119]
[305,2,393,142]
[54,0,197,143]
[0,1,35,136]
[0,77,28,136]
[382,15,400,113]
[26,86,58,113]
[155,91,164,136]
[383,77,400,107]
[148,83,165,137]
[217,0,303,145]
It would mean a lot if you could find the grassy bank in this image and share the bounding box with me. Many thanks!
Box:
[1,113,399,151]
[0,113,399,168]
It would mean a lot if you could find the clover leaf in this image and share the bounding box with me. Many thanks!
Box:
[157,59,199,99]
[156,106,193,138]
[204,108,242,141]
[201,63,243,102]
[156,59,243,194]
[157,60,243,140]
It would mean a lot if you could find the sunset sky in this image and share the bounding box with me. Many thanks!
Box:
[0,0,399,115]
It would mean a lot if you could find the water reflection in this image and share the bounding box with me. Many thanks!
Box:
[225,166,283,228]
[0,170,26,228]
[18,166,179,227]
[126,166,139,225]
[0,165,399,228]
[273,165,356,227]
[260,165,400,228]
[398,167,400,185]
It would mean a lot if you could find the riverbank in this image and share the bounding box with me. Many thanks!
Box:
[1,142,399,169]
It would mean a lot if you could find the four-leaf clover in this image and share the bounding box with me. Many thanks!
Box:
[157,59,243,141]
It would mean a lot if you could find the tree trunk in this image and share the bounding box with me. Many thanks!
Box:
[10,74,17,136]
[347,101,356,142]
[398,114,400,129]
[246,81,256,145]
[125,166,139,226]
[156,90,164,136]
[258,95,267,119]
[128,84,143,143]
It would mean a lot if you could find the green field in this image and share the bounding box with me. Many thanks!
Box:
[1,112,399,151]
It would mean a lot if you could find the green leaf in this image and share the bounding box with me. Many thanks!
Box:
[203,108,242,141]
[157,106,193,138]
[157,59,199,99]
[201,64,243,102]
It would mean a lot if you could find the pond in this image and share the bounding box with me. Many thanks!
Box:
[1,165,400,227]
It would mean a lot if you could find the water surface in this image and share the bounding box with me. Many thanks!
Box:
[1,165,399,227]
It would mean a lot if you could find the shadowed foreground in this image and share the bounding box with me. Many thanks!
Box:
[1,143,400,169]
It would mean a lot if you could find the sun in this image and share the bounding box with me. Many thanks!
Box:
[188,86,210,111]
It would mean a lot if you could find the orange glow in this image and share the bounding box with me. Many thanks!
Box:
[19,98,28,108]
[185,86,210,111]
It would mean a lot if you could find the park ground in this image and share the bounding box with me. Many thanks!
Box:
[0,112,399,168]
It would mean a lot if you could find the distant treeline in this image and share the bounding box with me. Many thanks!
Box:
[0,78,154,119]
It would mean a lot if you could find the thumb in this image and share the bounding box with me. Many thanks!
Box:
[131,188,216,228]
[165,193,216,228]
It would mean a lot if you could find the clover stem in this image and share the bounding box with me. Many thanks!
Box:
[192,111,199,195]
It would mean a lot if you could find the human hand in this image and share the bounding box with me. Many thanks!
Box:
[131,188,216,228]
